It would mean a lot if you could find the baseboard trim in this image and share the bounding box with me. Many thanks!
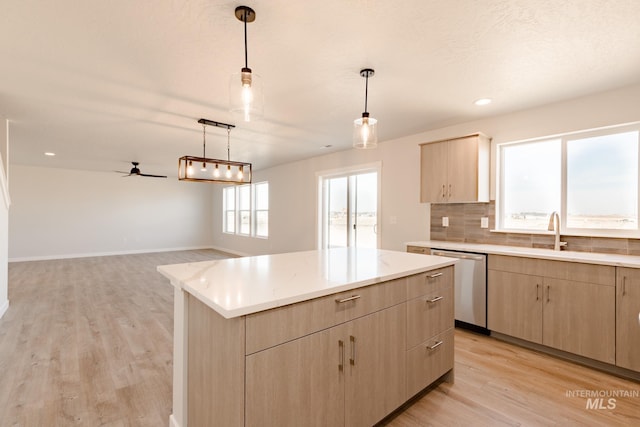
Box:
[8,246,217,263]
[208,245,251,258]
[0,299,9,319]
[169,414,181,427]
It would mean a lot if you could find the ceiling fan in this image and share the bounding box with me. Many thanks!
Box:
[116,161,167,178]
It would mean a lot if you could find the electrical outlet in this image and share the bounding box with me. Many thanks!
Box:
[442,216,449,227]
[481,217,489,228]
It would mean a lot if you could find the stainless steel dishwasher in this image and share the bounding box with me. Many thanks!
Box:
[431,249,487,330]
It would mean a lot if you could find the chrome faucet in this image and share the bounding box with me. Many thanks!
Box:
[547,211,567,251]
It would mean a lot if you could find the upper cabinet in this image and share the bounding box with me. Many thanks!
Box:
[420,133,490,203]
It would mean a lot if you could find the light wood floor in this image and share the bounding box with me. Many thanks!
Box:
[1,250,639,426]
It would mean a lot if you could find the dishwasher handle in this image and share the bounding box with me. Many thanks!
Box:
[431,250,486,261]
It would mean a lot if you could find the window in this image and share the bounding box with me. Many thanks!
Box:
[254,182,269,238]
[498,124,640,236]
[223,182,269,237]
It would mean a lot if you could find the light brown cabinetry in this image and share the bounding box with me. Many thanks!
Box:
[616,267,640,371]
[246,304,406,427]
[419,133,490,203]
[188,267,455,427]
[488,255,615,364]
[405,267,455,398]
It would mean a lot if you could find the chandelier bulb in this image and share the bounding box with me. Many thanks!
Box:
[213,164,220,178]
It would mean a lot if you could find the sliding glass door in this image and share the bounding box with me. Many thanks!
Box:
[322,169,378,249]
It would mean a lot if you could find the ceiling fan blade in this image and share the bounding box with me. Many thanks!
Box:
[139,173,167,178]
[114,170,130,174]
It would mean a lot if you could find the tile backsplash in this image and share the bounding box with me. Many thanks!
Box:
[430,201,640,256]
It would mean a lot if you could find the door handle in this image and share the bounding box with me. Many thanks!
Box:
[622,276,627,296]
[448,184,452,198]
[349,335,356,365]
[338,340,344,372]
[536,284,540,301]
[546,285,550,303]
[441,184,446,199]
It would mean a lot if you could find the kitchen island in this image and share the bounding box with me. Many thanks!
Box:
[158,248,456,427]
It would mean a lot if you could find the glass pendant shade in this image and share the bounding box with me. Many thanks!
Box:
[353,113,378,149]
[229,68,264,122]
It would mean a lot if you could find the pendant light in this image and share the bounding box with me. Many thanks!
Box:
[230,6,263,122]
[178,119,252,184]
[353,68,378,149]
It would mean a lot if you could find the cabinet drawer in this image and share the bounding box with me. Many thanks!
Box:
[406,328,454,398]
[407,266,453,300]
[407,246,429,255]
[407,281,454,349]
[488,255,614,286]
[245,277,406,354]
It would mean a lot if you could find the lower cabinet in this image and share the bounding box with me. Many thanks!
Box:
[246,303,407,427]
[488,255,615,364]
[616,267,640,371]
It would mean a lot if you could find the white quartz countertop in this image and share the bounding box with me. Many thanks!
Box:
[406,240,640,268]
[157,248,456,319]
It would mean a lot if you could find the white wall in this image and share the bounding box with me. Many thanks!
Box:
[212,83,640,256]
[0,119,9,318]
[9,165,214,261]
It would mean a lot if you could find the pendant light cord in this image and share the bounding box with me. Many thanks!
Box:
[364,73,369,113]
[227,128,231,162]
[202,124,206,158]
[243,10,249,69]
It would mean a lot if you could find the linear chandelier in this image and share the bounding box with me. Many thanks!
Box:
[178,118,252,184]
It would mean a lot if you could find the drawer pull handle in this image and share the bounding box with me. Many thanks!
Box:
[426,296,443,304]
[428,272,443,279]
[335,295,361,304]
[338,340,344,371]
[427,340,443,351]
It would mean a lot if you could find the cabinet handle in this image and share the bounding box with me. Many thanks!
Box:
[349,335,356,365]
[335,295,361,304]
[623,276,627,296]
[546,285,550,303]
[448,184,452,198]
[338,340,344,372]
[442,184,446,199]
[536,284,539,301]
[426,296,443,304]
[428,272,443,279]
[427,340,443,351]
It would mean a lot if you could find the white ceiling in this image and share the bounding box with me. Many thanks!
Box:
[2,0,640,177]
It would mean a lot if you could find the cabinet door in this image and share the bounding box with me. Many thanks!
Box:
[245,325,346,427]
[420,141,448,203]
[446,136,479,202]
[542,278,615,364]
[616,268,640,371]
[487,270,543,343]
[345,303,407,427]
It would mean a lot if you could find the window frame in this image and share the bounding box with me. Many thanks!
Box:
[496,122,640,238]
[222,181,269,238]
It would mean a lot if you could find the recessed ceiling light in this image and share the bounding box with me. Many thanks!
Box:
[474,98,492,106]
[44,152,56,156]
